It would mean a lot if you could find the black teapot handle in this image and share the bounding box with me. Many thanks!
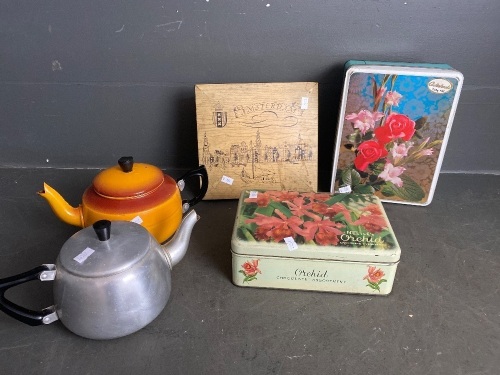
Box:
[0,265,57,326]
[176,165,208,212]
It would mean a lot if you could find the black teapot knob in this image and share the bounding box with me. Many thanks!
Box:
[118,156,134,173]
[93,220,111,241]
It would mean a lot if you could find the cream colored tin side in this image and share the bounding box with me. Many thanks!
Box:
[232,251,398,295]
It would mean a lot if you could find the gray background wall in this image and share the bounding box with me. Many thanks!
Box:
[1,1,499,188]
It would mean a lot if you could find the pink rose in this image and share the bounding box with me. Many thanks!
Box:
[354,140,389,172]
[364,266,385,283]
[374,113,416,145]
[241,260,261,277]
[385,91,403,106]
[379,163,406,187]
[345,110,384,135]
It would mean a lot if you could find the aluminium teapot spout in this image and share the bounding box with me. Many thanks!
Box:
[38,182,84,227]
[161,209,199,268]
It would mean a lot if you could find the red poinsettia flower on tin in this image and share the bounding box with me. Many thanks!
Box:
[239,259,261,283]
[363,266,387,292]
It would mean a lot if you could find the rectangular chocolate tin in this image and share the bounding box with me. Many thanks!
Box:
[231,190,401,295]
[330,61,464,205]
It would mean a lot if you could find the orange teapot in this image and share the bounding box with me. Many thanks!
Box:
[39,156,208,243]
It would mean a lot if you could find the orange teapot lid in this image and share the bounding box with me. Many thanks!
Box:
[92,157,169,198]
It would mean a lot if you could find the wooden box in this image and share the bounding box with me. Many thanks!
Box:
[331,61,463,205]
[231,190,401,295]
[196,82,318,199]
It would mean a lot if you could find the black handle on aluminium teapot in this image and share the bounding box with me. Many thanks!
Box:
[0,265,56,326]
[176,165,208,211]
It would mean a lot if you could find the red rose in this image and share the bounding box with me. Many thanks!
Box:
[354,140,388,171]
[374,113,416,145]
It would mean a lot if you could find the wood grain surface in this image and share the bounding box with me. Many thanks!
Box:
[196,82,318,199]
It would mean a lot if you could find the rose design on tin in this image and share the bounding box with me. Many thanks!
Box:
[239,259,261,283]
[374,113,416,145]
[363,266,387,292]
[341,74,442,202]
[354,140,388,171]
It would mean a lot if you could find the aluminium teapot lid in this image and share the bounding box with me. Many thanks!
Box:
[92,156,167,198]
[58,220,153,278]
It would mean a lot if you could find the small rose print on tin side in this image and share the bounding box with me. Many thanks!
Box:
[363,265,387,292]
[239,259,261,283]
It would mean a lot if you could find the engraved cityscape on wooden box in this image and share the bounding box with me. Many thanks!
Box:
[196,82,318,199]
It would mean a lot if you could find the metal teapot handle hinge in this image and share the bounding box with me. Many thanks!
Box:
[41,306,58,325]
[40,264,57,281]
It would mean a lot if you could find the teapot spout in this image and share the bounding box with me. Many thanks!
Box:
[38,182,84,227]
[162,210,199,268]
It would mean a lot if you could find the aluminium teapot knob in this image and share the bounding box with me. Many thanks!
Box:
[118,156,134,173]
[93,220,111,241]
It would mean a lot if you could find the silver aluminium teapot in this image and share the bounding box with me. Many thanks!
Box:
[0,210,198,340]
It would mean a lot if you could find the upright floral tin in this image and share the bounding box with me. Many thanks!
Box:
[231,190,401,295]
[331,61,463,205]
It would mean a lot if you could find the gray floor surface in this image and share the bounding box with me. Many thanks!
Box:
[0,168,498,375]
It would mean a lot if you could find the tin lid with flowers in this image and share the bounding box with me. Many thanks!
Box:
[231,190,400,263]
